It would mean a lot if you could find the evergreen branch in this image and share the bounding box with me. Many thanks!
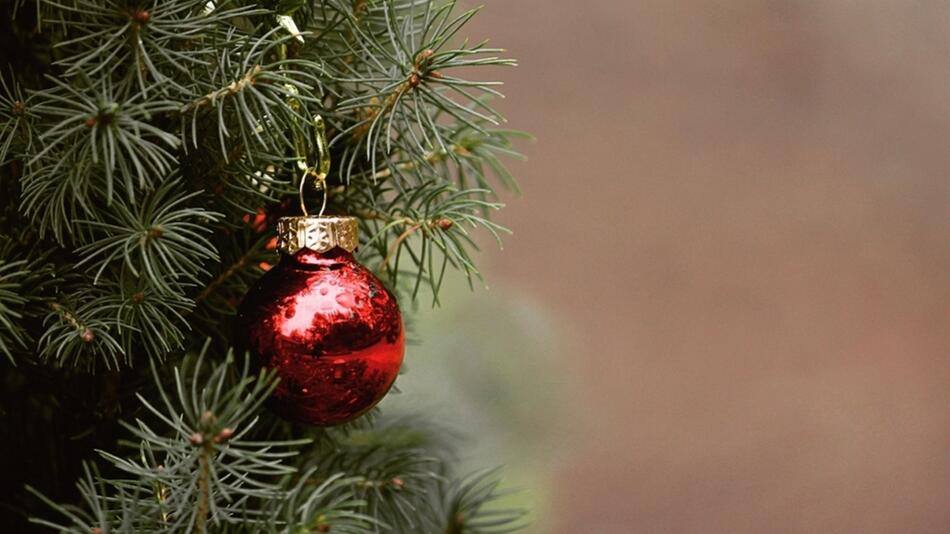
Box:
[196,436,212,533]
[27,463,141,533]
[0,258,29,363]
[196,242,258,304]
[94,280,195,361]
[181,63,263,114]
[0,237,59,363]
[194,225,272,312]
[43,0,265,95]
[435,468,528,534]
[111,348,308,529]
[263,471,379,533]
[0,71,34,165]
[28,76,180,203]
[316,0,515,183]
[370,142,463,182]
[29,346,323,530]
[181,30,326,165]
[40,294,126,369]
[351,181,509,303]
[381,220,420,266]
[18,150,103,243]
[75,179,222,297]
[301,424,443,532]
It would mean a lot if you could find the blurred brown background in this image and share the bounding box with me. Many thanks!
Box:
[456,1,950,532]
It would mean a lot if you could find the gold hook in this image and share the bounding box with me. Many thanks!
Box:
[299,115,331,217]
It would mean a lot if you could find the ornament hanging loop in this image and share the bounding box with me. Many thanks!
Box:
[299,115,331,217]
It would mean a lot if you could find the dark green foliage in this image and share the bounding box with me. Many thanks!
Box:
[0,257,31,362]
[0,0,527,531]
[76,180,222,295]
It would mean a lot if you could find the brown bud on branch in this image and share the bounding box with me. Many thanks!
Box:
[129,9,150,24]
[213,428,234,444]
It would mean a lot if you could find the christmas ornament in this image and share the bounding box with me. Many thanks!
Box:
[234,216,404,426]
[234,116,404,426]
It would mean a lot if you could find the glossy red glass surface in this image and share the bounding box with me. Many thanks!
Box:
[234,248,404,426]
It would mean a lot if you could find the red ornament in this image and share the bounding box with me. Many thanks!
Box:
[234,216,404,426]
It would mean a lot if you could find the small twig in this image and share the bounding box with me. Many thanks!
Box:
[181,65,263,114]
[47,302,79,328]
[376,216,453,269]
[352,84,408,141]
[370,143,464,181]
[352,50,435,141]
[352,207,387,222]
[380,222,421,268]
[48,301,94,342]
[195,245,258,303]
[194,410,218,534]
[195,443,211,533]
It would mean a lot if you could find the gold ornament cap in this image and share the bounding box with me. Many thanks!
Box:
[276,216,359,254]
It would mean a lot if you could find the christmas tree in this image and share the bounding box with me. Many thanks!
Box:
[0,0,527,531]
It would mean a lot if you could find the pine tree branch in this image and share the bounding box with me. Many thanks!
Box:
[350,49,435,141]
[195,246,256,303]
[180,64,263,114]
[195,438,212,534]
[381,221,421,267]
[370,142,460,181]
[5,0,528,529]
[0,259,29,363]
